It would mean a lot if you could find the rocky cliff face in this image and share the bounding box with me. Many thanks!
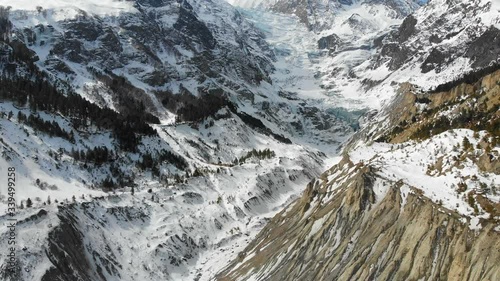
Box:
[348,68,500,150]
[218,156,500,281]
[217,68,500,281]
[3,0,275,115]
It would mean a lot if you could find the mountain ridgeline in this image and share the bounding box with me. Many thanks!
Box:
[218,1,500,280]
[218,64,500,281]
[0,0,499,280]
[0,1,337,280]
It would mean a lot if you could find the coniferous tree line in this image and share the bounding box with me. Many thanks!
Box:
[101,176,116,190]
[158,149,188,170]
[228,103,292,144]
[7,40,37,67]
[159,87,229,122]
[411,115,450,140]
[236,148,276,164]
[430,63,500,93]
[17,111,75,142]
[0,10,38,72]
[109,163,135,187]
[89,67,161,124]
[138,149,188,171]
[0,6,12,41]
[0,75,158,151]
[0,28,159,151]
[70,146,115,165]
[138,152,155,170]
[385,102,499,142]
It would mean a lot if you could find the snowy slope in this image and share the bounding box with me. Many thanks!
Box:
[0,0,498,280]
[236,1,414,111]
[0,0,349,279]
[226,0,277,9]
[0,0,137,17]
[0,96,331,280]
[350,129,499,228]
[0,102,109,215]
[9,152,320,281]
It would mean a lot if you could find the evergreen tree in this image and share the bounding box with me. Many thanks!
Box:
[462,137,472,150]
[17,111,25,122]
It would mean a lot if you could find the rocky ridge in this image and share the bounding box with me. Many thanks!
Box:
[218,154,499,281]
[217,68,500,281]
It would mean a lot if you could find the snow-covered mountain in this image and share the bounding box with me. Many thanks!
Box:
[275,0,500,111]
[226,0,277,9]
[0,0,352,280]
[218,0,500,280]
[218,62,500,281]
[3,0,275,116]
[228,0,427,29]
[0,0,499,280]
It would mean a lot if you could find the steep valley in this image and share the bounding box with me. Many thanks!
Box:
[0,0,499,280]
[218,68,500,281]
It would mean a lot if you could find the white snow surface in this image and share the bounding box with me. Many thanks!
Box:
[226,0,276,9]
[349,129,500,229]
[0,100,326,280]
[238,2,406,111]
[0,0,137,18]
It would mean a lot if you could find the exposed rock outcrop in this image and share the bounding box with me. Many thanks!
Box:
[218,159,500,281]
[318,34,341,51]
